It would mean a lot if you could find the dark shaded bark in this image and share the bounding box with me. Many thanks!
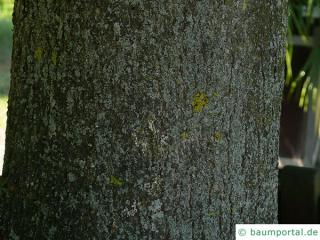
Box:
[0,0,287,239]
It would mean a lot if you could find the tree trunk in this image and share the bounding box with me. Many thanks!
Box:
[0,1,287,239]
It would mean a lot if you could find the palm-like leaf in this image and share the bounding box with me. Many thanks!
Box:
[286,0,320,111]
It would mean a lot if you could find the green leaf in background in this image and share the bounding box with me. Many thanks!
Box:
[286,0,320,112]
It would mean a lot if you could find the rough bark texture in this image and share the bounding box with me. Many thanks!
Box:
[0,0,287,239]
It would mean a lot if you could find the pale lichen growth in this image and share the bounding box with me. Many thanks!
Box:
[67,173,77,182]
[123,200,137,217]
[148,199,164,232]
[9,229,20,240]
[113,22,121,36]
[147,114,157,133]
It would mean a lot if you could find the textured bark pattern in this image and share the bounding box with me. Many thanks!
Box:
[0,0,287,239]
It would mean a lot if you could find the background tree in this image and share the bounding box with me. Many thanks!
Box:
[0,1,287,239]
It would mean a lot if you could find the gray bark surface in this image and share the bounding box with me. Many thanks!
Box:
[0,1,287,239]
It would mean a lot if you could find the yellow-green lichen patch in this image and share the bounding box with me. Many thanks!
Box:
[34,47,43,61]
[230,207,237,214]
[111,222,118,233]
[208,211,218,217]
[213,132,222,142]
[242,0,248,11]
[212,91,220,97]
[224,0,233,6]
[51,51,58,65]
[180,131,189,140]
[192,92,209,112]
[110,175,124,187]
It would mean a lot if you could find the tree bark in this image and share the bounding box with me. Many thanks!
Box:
[0,1,287,239]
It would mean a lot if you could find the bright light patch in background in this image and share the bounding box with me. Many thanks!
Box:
[0,0,14,174]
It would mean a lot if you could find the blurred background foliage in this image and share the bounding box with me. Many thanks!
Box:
[0,0,13,174]
[287,0,320,111]
[0,0,13,97]
[0,0,13,132]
